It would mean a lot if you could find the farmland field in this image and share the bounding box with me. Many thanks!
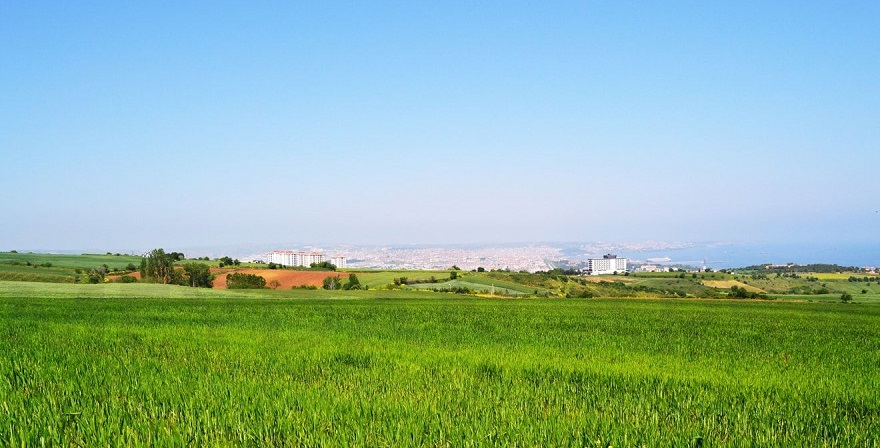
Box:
[0,252,142,270]
[1,282,879,446]
[211,268,347,289]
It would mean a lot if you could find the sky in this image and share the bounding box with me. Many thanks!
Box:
[1,1,878,251]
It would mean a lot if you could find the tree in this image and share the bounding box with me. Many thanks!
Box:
[182,263,214,288]
[450,270,458,280]
[343,273,361,290]
[840,292,853,303]
[141,249,173,284]
[323,276,342,290]
[168,252,185,262]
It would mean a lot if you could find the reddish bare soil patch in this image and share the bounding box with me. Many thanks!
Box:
[211,269,346,290]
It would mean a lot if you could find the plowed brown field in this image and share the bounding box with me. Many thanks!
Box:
[211,268,346,289]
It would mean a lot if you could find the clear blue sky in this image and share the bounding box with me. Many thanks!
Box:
[2,1,878,250]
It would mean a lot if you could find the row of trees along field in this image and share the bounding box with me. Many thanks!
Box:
[139,249,213,288]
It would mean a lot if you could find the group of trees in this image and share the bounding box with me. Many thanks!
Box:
[310,261,337,271]
[218,256,240,268]
[393,276,448,286]
[323,274,360,290]
[226,273,266,289]
[847,276,875,284]
[728,285,767,300]
[139,249,213,288]
[76,265,109,284]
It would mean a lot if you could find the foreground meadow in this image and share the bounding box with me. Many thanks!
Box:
[1,282,878,446]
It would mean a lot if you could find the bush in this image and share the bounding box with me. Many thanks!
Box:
[310,261,337,271]
[116,276,139,283]
[227,273,266,289]
[323,276,342,290]
[343,273,361,290]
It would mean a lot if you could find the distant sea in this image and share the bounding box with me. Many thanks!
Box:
[620,242,880,269]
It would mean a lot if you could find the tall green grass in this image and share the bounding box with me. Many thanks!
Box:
[1,282,878,446]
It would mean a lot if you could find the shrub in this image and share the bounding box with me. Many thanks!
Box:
[227,273,266,289]
[323,276,342,290]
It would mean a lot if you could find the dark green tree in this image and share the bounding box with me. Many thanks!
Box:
[343,273,361,290]
[183,263,214,288]
[323,276,342,290]
[141,249,173,284]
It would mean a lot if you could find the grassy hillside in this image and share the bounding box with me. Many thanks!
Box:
[0,251,142,269]
[2,283,878,445]
[0,252,143,284]
[406,279,529,295]
[355,270,454,288]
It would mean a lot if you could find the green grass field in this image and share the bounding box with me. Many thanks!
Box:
[2,281,878,446]
[0,252,143,270]
[355,270,454,288]
[405,279,528,295]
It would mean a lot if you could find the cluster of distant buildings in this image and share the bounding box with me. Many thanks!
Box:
[266,250,347,269]
[262,249,635,275]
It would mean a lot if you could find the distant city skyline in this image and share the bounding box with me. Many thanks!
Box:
[2,2,878,251]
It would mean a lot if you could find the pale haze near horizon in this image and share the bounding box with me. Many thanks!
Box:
[1,2,878,251]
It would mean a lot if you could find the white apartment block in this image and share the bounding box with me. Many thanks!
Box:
[267,250,327,267]
[329,256,347,269]
[585,254,628,275]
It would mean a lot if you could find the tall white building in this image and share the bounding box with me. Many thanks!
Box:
[267,250,327,267]
[329,256,347,269]
[585,254,627,275]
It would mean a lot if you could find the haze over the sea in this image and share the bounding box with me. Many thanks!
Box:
[1,2,877,251]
